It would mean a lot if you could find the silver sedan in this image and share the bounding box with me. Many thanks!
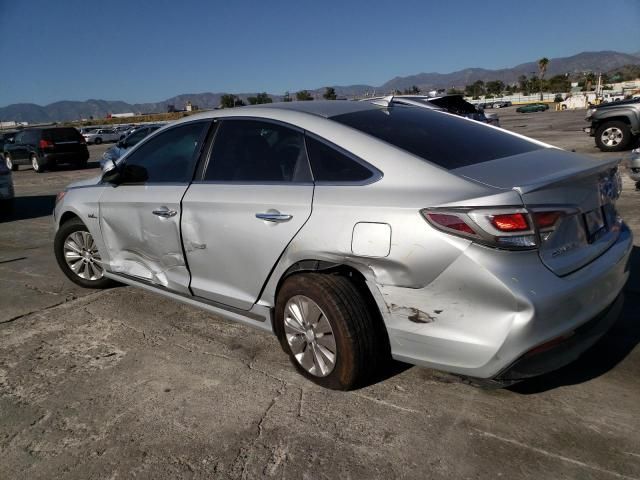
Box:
[52,101,632,390]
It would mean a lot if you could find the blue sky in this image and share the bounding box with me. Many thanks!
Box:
[0,0,638,107]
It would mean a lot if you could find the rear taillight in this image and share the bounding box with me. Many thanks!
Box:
[79,136,86,144]
[489,213,529,232]
[424,213,477,236]
[422,208,537,250]
[39,139,54,149]
[533,211,564,242]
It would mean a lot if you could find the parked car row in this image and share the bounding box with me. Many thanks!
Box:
[365,95,500,127]
[100,124,161,167]
[478,101,512,109]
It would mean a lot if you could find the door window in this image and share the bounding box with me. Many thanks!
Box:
[120,121,209,184]
[204,120,311,183]
[305,136,377,183]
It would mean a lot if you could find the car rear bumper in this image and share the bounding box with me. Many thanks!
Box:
[377,223,633,379]
[44,151,89,164]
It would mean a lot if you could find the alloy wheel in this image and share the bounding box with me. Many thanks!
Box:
[284,295,337,377]
[601,127,623,147]
[31,155,40,172]
[63,230,104,280]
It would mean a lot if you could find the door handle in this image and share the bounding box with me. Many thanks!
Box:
[152,207,177,218]
[255,212,293,223]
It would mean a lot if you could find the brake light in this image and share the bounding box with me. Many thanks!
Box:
[490,213,529,232]
[79,136,86,144]
[424,213,477,235]
[39,139,54,149]
[422,208,537,250]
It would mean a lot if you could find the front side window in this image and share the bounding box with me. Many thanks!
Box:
[204,120,311,183]
[120,121,209,184]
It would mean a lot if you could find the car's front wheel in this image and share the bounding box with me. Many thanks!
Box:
[54,218,115,289]
[5,154,18,171]
[595,121,632,152]
[94,137,102,145]
[275,273,387,390]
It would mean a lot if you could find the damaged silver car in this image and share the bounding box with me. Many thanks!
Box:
[53,101,632,390]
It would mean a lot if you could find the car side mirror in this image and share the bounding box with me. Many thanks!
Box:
[101,158,121,184]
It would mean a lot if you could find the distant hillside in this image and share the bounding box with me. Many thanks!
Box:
[2,50,638,123]
[378,50,640,92]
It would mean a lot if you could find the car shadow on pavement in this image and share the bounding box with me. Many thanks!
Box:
[509,245,640,394]
[0,195,56,223]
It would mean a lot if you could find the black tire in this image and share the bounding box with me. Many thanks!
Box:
[94,137,102,145]
[5,154,18,171]
[275,273,389,390]
[31,154,45,173]
[54,217,116,289]
[595,121,632,152]
[76,158,88,169]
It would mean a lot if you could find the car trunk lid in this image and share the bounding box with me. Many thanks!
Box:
[453,148,622,276]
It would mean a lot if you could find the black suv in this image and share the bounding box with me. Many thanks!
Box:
[3,127,90,173]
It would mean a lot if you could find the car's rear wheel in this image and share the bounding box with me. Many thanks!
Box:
[595,121,632,152]
[94,137,102,145]
[54,218,115,289]
[5,154,17,171]
[31,154,45,173]
[76,158,88,169]
[275,273,387,390]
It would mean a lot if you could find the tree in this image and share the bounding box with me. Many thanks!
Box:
[486,80,505,96]
[282,91,292,102]
[464,80,485,98]
[410,85,421,94]
[547,74,571,93]
[296,90,313,101]
[518,75,529,94]
[447,87,463,95]
[537,57,549,100]
[220,94,237,108]
[323,87,337,100]
[247,92,273,105]
[583,72,596,92]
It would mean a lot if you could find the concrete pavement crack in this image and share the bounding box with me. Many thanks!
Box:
[0,290,106,325]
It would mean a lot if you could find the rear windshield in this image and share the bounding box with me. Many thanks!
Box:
[331,106,542,169]
[44,128,83,142]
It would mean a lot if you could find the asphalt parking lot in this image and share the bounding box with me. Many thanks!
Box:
[1,108,639,479]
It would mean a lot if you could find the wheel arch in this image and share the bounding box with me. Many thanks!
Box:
[271,259,390,350]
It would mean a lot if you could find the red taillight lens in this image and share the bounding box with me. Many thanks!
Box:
[39,139,54,149]
[534,211,562,229]
[424,213,477,235]
[490,213,529,232]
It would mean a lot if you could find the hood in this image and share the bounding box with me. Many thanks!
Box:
[67,175,102,189]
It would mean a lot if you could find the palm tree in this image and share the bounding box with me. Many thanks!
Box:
[537,57,549,100]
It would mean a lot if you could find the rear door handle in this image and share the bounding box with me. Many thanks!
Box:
[152,207,177,218]
[256,212,293,223]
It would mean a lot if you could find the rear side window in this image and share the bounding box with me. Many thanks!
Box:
[331,106,541,169]
[121,121,209,183]
[305,136,375,183]
[204,120,311,183]
[44,128,83,142]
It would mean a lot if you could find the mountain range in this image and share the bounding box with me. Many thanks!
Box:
[2,50,639,124]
